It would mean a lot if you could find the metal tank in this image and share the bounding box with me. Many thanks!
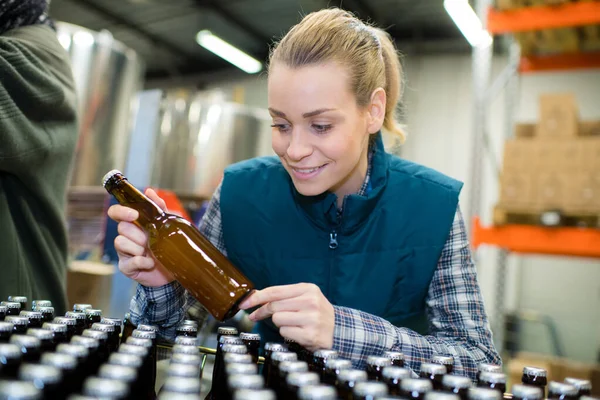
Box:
[55,22,145,187]
[150,89,274,198]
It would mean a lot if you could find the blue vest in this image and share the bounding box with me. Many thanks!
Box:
[220,133,463,344]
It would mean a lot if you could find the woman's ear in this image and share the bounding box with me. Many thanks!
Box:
[367,88,386,134]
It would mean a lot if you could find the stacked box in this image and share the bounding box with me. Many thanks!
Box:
[500,93,600,214]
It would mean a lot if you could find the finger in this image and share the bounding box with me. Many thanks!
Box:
[239,283,315,310]
[118,221,148,248]
[279,326,304,345]
[114,235,146,258]
[119,256,155,276]
[271,311,306,327]
[145,188,168,211]
[248,297,307,321]
[108,205,139,222]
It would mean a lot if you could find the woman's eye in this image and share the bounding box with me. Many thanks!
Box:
[313,124,332,134]
[271,124,291,133]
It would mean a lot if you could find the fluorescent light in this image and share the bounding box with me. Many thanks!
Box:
[444,0,493,48]
[196,30,262,74]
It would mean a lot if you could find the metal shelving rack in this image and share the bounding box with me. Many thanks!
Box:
[469,0,600,353]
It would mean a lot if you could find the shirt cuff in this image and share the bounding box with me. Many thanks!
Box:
[332,305,397,369]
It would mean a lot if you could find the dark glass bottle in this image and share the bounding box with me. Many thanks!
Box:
[521,367,548,397]
[278,361,309,399]
[420,363,447,390]
[285,337,310,363]
[548,382,579,400]
[98,363,138,400]
[65,312,87,335]
[0,321,13,343]
[37,307,55,323]
[56,343,90,376]
[286,371,320,400]
[442,374,473,400]
[83,377,130,399]
[108,352,146,397]
[382,366,412,396]
[336,369,368,400]
[425,393,461,400]
[210,344,249,398]
[5,316,28,334]
[26,328,55,352]
[322,358,352,386]
[1,302,21,316]
[19,363,63,399]
[366,356,392,381]
[73,304,92,313]
[103,169,254,321]
[210,336,245,399]
[353,381,389,399]
[477,364,502,382]
[311,350,338,379]
[70,336,102,374]
[224,353,253,365]
[298,384,338,400]
[240,332,261,364]
[432,355,455,374]
[216,326,237,343]
[226,362,258,377]
[82,329,110,363]
[262,342,288,386]
[121,313,136,344]
[227,374,265,400]
[512,384,544,400]
[467,387,501,400]
[400,378,433,400]
[124,337,156,399]
[175,336,198,346]
[31,300,52,311]
[43,322,69,345]
[0,380,40,399]
[101,317,123,339]
[564,378,592,398]
[9,335,41,362]
[161,377,202,396]
[40,353,78,396]
[19,311,43,329]
[269,351,298,390]
[232,389,276,400]
[384,351,405,367]
[0,343,22,378]
[176,323,198,338]
[84,309,102,329]
[8,296,28,311]
[53,317,77,340]
[0,306,6,321]
[91,322,118,353]
[477,372,507,395]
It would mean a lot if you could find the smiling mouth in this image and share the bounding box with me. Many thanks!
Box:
[292,165,325,173]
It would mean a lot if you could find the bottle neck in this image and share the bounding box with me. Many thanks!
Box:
[107,178,164,227]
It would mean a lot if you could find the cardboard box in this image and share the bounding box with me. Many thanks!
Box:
[580,136,600,171]
[535,172,570,210]
[533,140,567,171]
[515,123,536,138]
[515,32,538,56]
[537,28,580,54]
[564,172,600,213]
[559,139,585,171]
[581,25,600,52]
[499,172,537,209]
[67,260,115,313]
[580,120,600,136]
[536,94,579,138]
[503,139,537,172]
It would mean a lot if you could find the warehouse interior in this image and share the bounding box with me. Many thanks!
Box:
[1,0,599,397]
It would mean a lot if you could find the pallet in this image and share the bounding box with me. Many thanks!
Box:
[493,205,600,227]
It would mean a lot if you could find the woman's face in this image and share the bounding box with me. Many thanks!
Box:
[268,62,385,199]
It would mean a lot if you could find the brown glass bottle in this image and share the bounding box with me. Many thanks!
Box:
[564,378,592,398]
[31,300,52,311]
[99,364,138,400]
[103,169,254,321]
[311,349,338,379]
[73,303,92,313]
[477,372,507,395]
[0,322,12,343]
[7,296,28,311]
[286,371,320,400]
[384,351,405,367]
[66,312,87,335]
[121,313,136,344]
[0,343,22,378]
[241,332,261,364]
[0,306,6,322]
[19,311,43,329]
[443,374,473,400]
[323,358,352,386]
[176,323,198,338]
[1,302,21,316]
[5,316,28,334]
[278,361,309,399]
[227,374,265,400]
[336,369,368,400]
[19,363,64,399]
[27,328,55,352]
[38,307,55,323]
[54,317,77,340]
[521,367,547,397]
[125,336,156,399]
[82,329,110,363]
[84,309,102,329]
[92,322,119,353]
[382,366,412,396]
[477,364,502,382]
[71,335,102,375]
[366,356,392,381]
[101,317,123,339]
[269,351,298,394]
[285,337,310,363]
[262,342,288,387]
[432,355,455,374]
[40,353,78,396]
[9,335,41,363]
[420,363,447,391]
[548,382,578,400]
[109,350,147,397]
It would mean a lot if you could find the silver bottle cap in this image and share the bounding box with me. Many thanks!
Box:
[226,362,258,376]
[425,393,461,400]
[384,351,405,361]
[324,358,352,371]
[228,374,265,390]
[41,353,77,370]
[443,374,473,389]
[420,362,447,375]
[224,353,253,364]
[264,342,288,352]
[272,351,298,363]
[479,372,506,384]
[0,343,22,359]
[65,312,86,321]
[367,356,392,367]
[511,384,543,399]
[279,361,309,375]
[167,363,201,378]
[468,388,502,400]
[125,336,152,348]
[54,317,77,326]
[118,343,148,357]
[218,326,238,336]
[20,311,43,321]
[84,309,102,317]
[131,329,155,340]
[0,381,40,399]
[313,349,338,361]
[353,381,388,396]
[70,336,99,349]
[101,317,123,326]
[91,323,115,333]
[298,385,338,400]
[172,344,199,355]
[548,382,578,397]
[287,372,320,387]
[337,369,368,383]
[137,324,159,332]
[1,302,21,309]
[170,353,202,366]
[83,377,129,397]
[26,328,54,340]
[401,378,433,393]
[56,343,89,358]
[523,366,547,377]
[102,170,123,187]
[19,363,62,384]
[99,364,137,383]
[109,352,143,368]
[432,355,454,366]
[8,296,28,304]
[42,323,68,333]
[220,336,244,345]
[5,316,28,326]
[233,389,276,400]
[222,344,248,354]
[478,363,502,374]
[161,377,201,394]
[82,329,108,341]
[10,335,41,349]
[382,366,413,380]
[175,336,198,346]
[564,378,592,391]
[240,332,261,341]
[0,322,14,332]
[31,300,52,310]
[72,304,92,312]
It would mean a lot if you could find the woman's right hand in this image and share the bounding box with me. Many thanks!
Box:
[107,188,175,287]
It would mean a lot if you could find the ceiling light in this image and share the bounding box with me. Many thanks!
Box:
[195,30,262,74]
[444,0,493,48]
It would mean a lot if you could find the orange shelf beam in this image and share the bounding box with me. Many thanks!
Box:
[519,52,600,73]
[488,2,600,34]
[472,217,600,258]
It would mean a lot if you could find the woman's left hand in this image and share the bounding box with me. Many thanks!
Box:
[239,283,335,351]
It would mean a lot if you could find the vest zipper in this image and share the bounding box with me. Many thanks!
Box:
[329,231,338,249]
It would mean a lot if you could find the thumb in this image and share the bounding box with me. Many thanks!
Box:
[145,188,168,211]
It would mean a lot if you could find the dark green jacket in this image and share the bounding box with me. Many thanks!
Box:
[0,24,79,313]
[220,133,462,344]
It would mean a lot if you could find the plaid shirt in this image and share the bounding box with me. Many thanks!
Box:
[131,154,500,380]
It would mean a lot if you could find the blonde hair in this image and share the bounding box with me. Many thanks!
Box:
[269,8,406,143]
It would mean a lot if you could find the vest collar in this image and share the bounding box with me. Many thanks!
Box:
[293,131,388,234]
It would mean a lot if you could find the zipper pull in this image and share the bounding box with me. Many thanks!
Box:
[329,231,338,249]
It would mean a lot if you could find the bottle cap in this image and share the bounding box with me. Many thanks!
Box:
[137,324,159,332]
[8,296,28,304]
[70,336,99,349]
[98,364,137,383]
[324,358,352,371]
[0,381,40,399]
[167,363,201,378]
[84,309,102,317]
[353,381,388,396]
[118,343,149,357]
[420,362,447,375]
[279,361,309,375]
[384,351,405,361]
[313,350,338,361]
[100,317,122,326]
[82,329,108,341]
[0,343,22,360]
[0,306,7,314]
[0,321,14,332]
[511,384,544,400]
[41,353,77,370]
[264,342,287,352]
[367,356,392,368]
[240,332,261,341]
[56,343,89,358]
[224,353,253,364]
[479,372,507,384]
[478,363,502,374]
[65,312,86,321]
[73,304,92,312]
[5,316,28,326]
[109,352,143,368]
[132,329,156,340]
[53,317,77,326]
[548,382,578,397]
[19,311,43,322]
[161,377,201,394]
[172,344,199,355]
[19,363,62,384]
[170,353,202,366]
[298,385,338,400]
[220,336,244,345]
[443,374,473,389]
[432,355,454,366]
[175,336,198,346]
[26,328,54,340]
[125,336,152,348]
[425,393,461,400]
[222,344,248,354]
[37,307,55,318]
[272,351,298,363]
[217,326,238,336]
[83,377,129,397]
[1,301,21,310]
[382,366,413,380]
[401,378,433,393]
[102,170,123,187]
[523,367,547,377]
[287,372,320,387]
[91,323,115,333]
[564,378,592,391]
[226,363,258,376]
[10,335,41,349]
[176,324,198,333]
[228,374,265,390]
[233,389,276,400]
[42,323,68,333]
[337,369,368,383]
[31,300,52,310]
[467,388,502,400]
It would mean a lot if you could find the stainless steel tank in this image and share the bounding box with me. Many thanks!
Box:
[150,89,274,198]
[55,22,145,187]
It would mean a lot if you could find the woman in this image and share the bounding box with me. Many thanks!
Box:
[108,8,501,378]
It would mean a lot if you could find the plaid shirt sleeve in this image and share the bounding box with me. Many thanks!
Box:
[332,205,501,380]
[129,183,226,341]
